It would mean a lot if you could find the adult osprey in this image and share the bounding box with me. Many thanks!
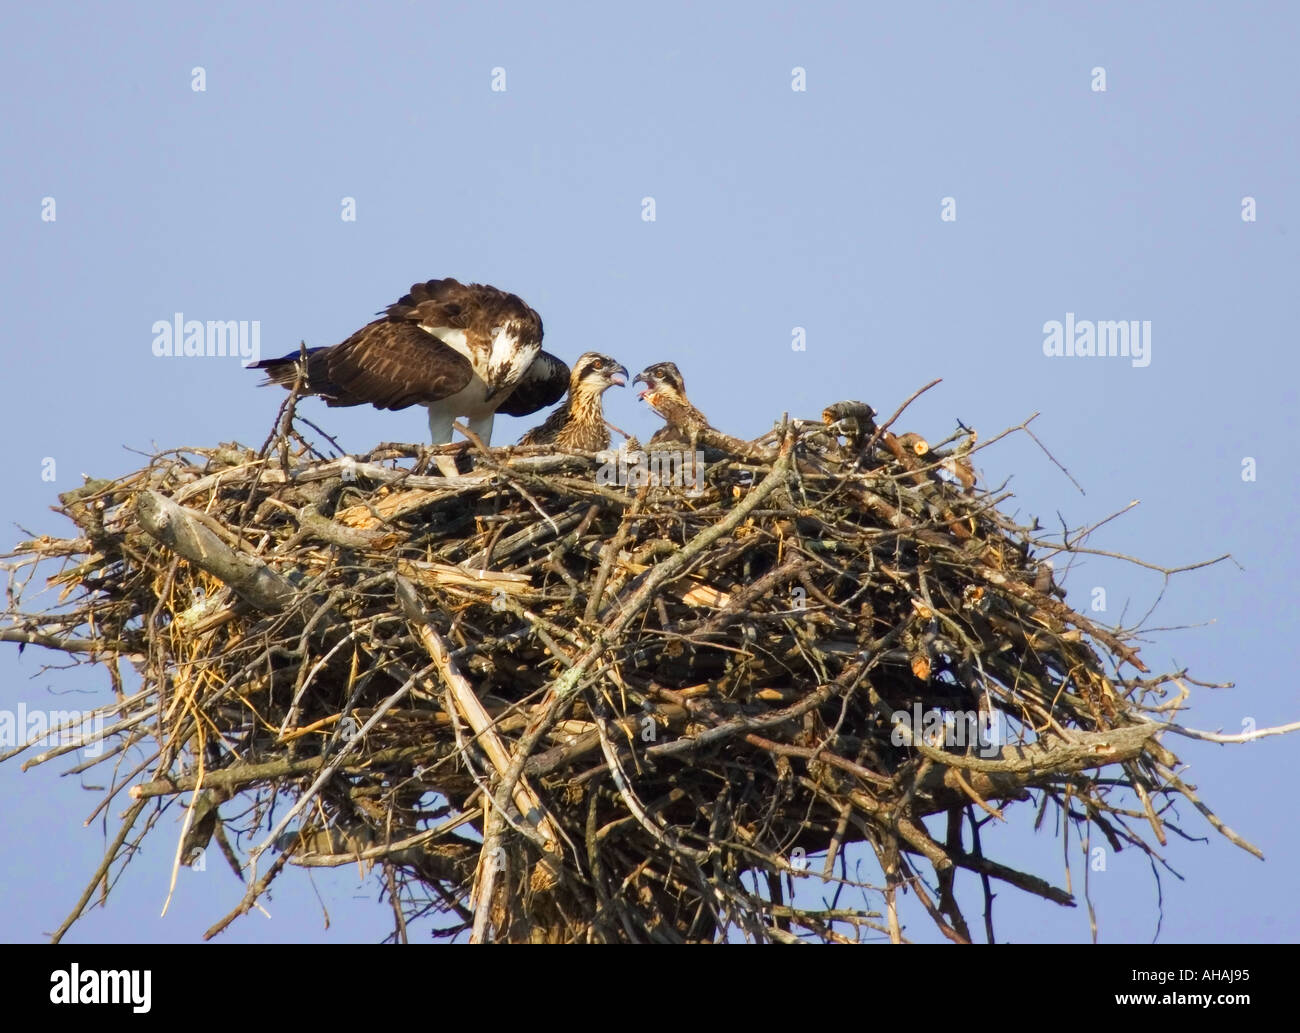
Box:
[633,361,714,447]
[249,278,568,476]
[517,352,628,451]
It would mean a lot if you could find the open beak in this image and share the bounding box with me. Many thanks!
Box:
[633,370,652,399]
[609,364,628,388]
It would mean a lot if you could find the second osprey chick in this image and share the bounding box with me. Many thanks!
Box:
[518,352,628,451]
[633,362,713,447]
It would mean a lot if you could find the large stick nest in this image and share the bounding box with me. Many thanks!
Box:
[1,396,1256,943]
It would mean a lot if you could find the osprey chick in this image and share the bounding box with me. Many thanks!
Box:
[518,352,628,451]
[249,278,569,477]
[633,362,713,448]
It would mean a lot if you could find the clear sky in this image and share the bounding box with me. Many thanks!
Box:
[1,1,1296,943]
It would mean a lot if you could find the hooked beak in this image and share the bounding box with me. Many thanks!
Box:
[633,370,653,399]
[609,364,629,388]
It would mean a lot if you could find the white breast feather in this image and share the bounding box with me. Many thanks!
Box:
[422,323,536,386]
[488,325,539,386]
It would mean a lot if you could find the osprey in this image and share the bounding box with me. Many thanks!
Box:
[633,362,714,448]
[517,352,628,451]
[249,278,569,477]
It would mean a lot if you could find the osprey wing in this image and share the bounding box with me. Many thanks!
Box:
[321,319,474,411]
[496,350,570,417]
[388,278,543,352]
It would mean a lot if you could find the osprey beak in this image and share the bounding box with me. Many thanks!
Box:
[609,364,629,388]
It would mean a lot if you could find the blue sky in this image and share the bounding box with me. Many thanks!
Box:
[0,1,1296,943]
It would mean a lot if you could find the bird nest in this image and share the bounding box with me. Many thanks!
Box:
[0,393,1257,943]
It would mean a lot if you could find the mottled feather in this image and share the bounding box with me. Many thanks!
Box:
[518,352,627,451]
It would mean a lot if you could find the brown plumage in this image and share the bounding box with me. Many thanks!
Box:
[518,352,628,451]
[249,278,569,476]
[633,362,713,447]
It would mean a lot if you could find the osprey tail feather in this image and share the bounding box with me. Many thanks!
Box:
[248,347,359,407]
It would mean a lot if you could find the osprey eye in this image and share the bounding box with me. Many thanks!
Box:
[592,359,603,368]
